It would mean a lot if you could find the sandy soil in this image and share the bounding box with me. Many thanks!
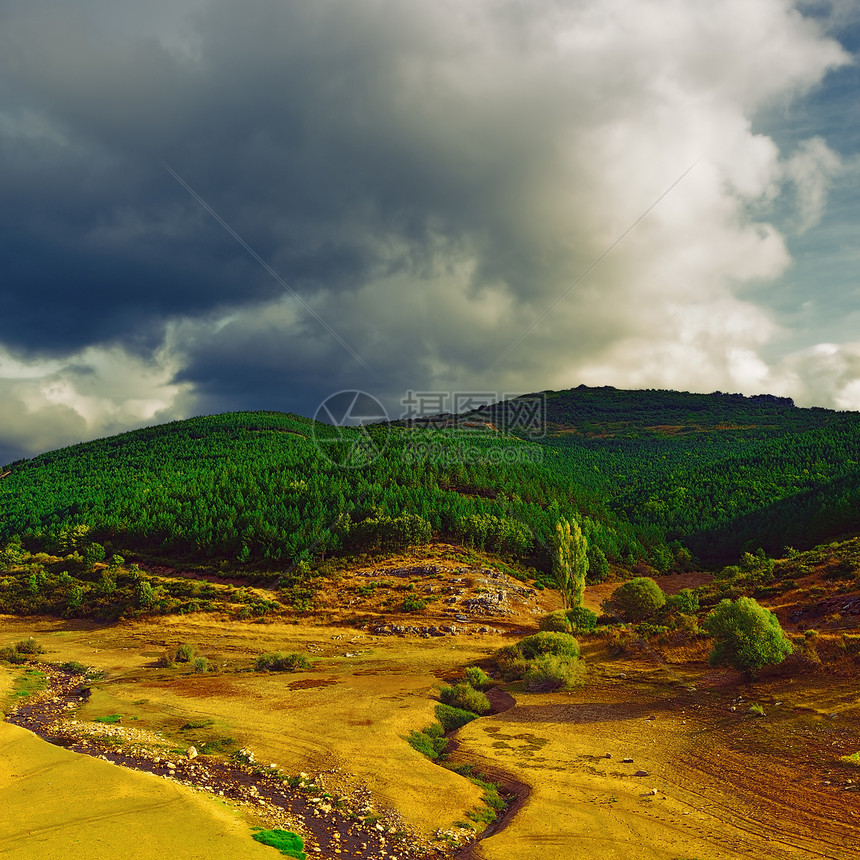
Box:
[3,565,860,860]
[454,654,860,860]
[0,668,275,860]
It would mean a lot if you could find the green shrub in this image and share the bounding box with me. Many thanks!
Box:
[251,829,307,859]
[523,655,585,692]
[496,652,529,681]
[174,643,196,663]
[407,723,448,760]
[566,606,598,632]
[83,542,106,568]
[402,594,427,612]
[840,752,860,767]
[0,638,44,664]
[539,610,572,633]
[0,645,27,665]
[435,703,479,732]
[193,656,210,673]
[610,577,666,622]
[15,638,45,655]
[635,622,670,639]
[255,652,311,672]
[749,703,765,717]
[518,632,580,660]
[667,588,699,615]
[439,682,491,715]
[60,661,89,674]
[95,714,122,724]
[703,597,793,678]
[464,666,492,690]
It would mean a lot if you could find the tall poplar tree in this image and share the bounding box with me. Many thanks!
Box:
[552,517,588,609]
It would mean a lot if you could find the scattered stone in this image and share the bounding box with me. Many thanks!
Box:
[186,746,198,759]
[622,758,634,763]
[634,770,649,777]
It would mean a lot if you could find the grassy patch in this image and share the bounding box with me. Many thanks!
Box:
[181,719,215,730]
[840,752,860,767]
[407,724,448,760]
[60,660,89,674]
[0,638,45,665]
[439,683,491,715]
[254,652,311,672]
[251,828,307,859]
[94,713,123,724]
[435,703,479,732]
[9,668,48,700]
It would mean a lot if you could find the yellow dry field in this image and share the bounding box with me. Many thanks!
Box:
[3,610,860,860]
[455,656,860,860]
[0,672,274,860]
[0,614,489,835]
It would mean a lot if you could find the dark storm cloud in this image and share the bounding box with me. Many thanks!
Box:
[0,0,855,456]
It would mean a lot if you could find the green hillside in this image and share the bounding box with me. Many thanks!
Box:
[464,386,860,561]
[2,386,859,576]
[0,410,654,574]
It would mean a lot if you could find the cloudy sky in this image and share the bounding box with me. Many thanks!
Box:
[1,0,859,462]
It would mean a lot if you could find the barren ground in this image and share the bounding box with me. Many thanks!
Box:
[2,564,860,859]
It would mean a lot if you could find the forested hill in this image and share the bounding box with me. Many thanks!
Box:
[1,386,860,570]
[477,386,860,560]
[0,410,658,573]
[477,385,826,438]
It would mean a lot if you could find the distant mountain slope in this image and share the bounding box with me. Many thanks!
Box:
[476,386,860,560]
[2,386,859,569]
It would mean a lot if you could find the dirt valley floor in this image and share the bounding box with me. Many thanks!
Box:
[2,586,860,859]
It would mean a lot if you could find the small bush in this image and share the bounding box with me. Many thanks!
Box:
[15,638,45,655]
[703,597,793,677]
[408,723,448,759]
[496,653,529,681]
[251,829,307,859]
[464,666,492,690]
[402,594,427,612]
[610,577,666,622]
[635,622,670,640]
[0,638,45,664]
[193,656,210,673]
[539,610,572,633]
[840,751,860,767]
[523,655,585,692]
[749,703,765,717]
[439,682,491,715]
[60,661,89,674]
[435,703,479,732]
[0,645,27,665]
[518,632,580,660]
[95,714,123,724]
[174,643,196,663]
[255,652,311,672]
[566,606,598,633]
[666,588,700,615]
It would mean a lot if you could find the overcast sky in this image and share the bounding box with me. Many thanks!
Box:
[1,0,859,462]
